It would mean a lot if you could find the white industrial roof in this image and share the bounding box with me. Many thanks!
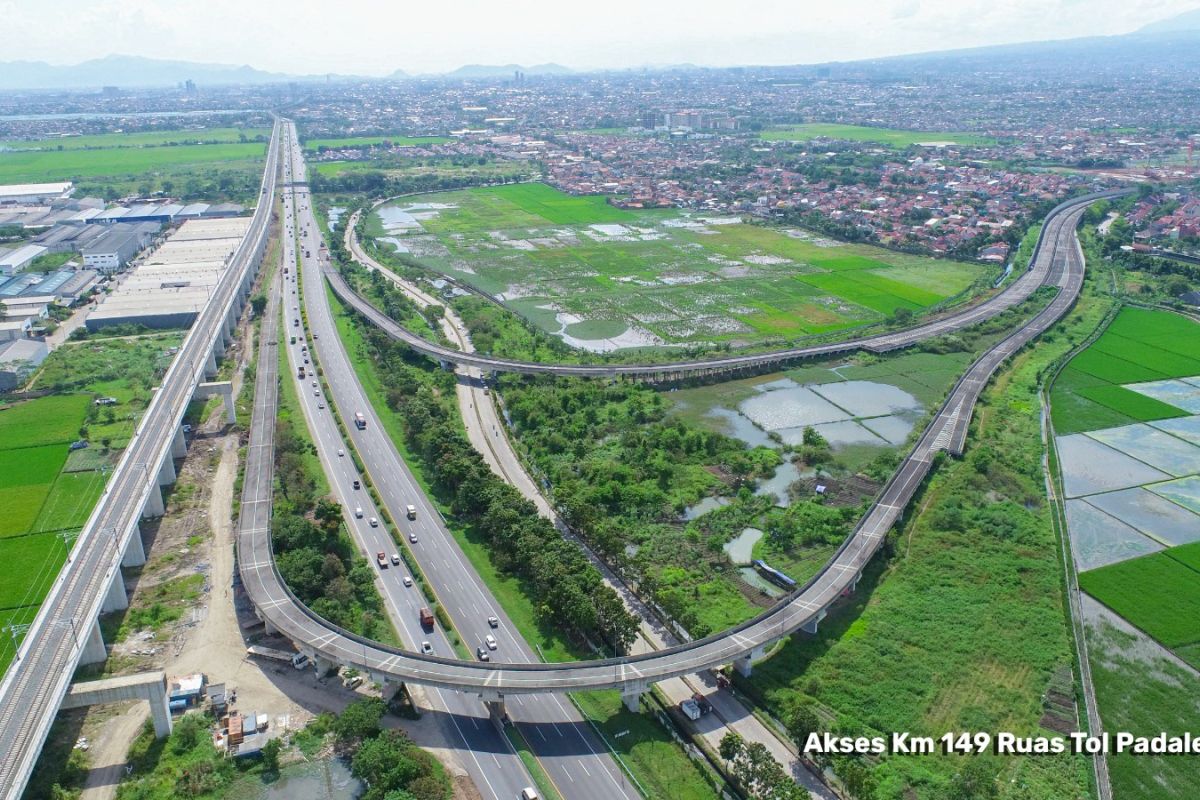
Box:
[0,182,73,198]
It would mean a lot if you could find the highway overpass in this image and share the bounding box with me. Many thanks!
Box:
[0,122,283,800]
[238,189,1126,714]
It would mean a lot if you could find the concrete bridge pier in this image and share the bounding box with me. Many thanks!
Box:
[122,524,146,568]
[801,608,827,636]
[204,348,219,379]
[79,618,108,665]
[101,569,128,613]
[172,426,187,459]
[196,381,236,425]
[62,671,173,738]
[313,655,336,676]
[621,684,647,713]
[142,485,165,518]
[156,454,176,487]
[479,691,507,730]
[734,646,767,678]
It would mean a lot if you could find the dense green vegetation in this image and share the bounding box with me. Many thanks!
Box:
[1079,547,1200,650]
[732,289,1115,798]
[305,135,450,149]
[761,123,996,148]
[1087,618,1200,800]
[1050,306,1200,434]
[364,182,984,348]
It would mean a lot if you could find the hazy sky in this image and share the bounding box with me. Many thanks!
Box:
[0,0,1194,74]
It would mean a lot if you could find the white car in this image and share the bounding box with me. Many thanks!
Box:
[337,448,344,457]
[369,517,379,528]
[485,634,497,651]
[402,576,413,587]
[421,641,433,655]
[354,507,363,519]
[390,553,400,565]
[408,532,418,544]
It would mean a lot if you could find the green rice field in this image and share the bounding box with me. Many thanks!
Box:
[0,141,267,184]
[370,183,985,349]
[1079,545,1200,649]
[760,123,996,148]
[305,135,450,150]
[1,127,269,151]
[1051,307,1200,434]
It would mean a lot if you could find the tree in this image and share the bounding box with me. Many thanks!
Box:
[250,293,268,315]
[334,698,386,744]
[261,737,281,773]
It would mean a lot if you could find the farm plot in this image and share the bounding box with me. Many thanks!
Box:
[305,135,449,149]
[1051,307,1200,435]
[1079,552,1200,649]
[372,184,984,349]
[760,123,996,148]
[0,394,90,449]
[4,127,269,150]
[0,142,266,184]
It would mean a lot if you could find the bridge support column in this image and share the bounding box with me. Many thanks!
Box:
[102,569,128,613]
[122,525,146,567]
[157,455,176,487]
[801,609,827,636]
[479,692,507,730]
[204,349,219,379]
[172,426,187,459]
[313,655,335,676]
[845,572,861,595]
[148,682,173,738]
[734,646,767,678]
[142,486,165,518]
[621,686,646,713]
[196,381,236,425]
[79,618,107,665]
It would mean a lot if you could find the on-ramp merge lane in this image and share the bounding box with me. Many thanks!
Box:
[238,181,1126,693]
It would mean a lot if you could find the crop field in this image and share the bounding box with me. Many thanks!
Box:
[305,135,449,149]
[0,394,89,449]
[1079,551,1200,648]
[0,141,266,184]
[2,127,269,150]
[760,123,996,147]
[1051,307,1200,434]
[371,183,984,349]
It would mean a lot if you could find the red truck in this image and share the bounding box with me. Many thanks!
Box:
[419,607,435,629]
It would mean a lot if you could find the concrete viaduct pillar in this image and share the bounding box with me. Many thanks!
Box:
[102,570,128,613]
[204,349,219,379]
[734,646,767,679]
[196,381,236,425]
[122,524,146,567]
[156,454,176,487]
[313,655,336,676]
[62,671,173,738]
[801,608,828,636]
[171,426,187,459]
[142,485,165,518]
[79,618,108,665]
[479,691,507,731]
[621,684,647,713]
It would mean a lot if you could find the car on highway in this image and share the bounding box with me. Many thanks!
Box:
[520,788,540,800]
[318,402,325,409]
[311,380,317,387]
[488,616,499,628]
[354,507,363,518]
[402,576,413,587]
[476,646,490,662]
[375,552,387,568]
[485,634,497,650]
[421,641,433,655]
[337,448,344,457]
[352,479,360,489]
[408,532,418,544]
[390,553,400,565]
[369,517,379,527]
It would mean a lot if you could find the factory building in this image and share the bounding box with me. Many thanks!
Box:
[81,222,161,273]
[86,217,251,332]
[0,338,47,391]
[0,244,48,276]
[0,182,74,205]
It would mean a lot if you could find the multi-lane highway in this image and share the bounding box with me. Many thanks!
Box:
[239,155,1127,694]
[336,190,1124,380]
[270,121,640,800]
[242,129,542,800]
[0,121,283,800]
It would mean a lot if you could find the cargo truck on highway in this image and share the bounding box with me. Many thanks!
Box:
[419,607,434,629]
[297,366,305,379]
[354,411,366,429]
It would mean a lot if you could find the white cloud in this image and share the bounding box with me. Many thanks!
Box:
[0,0,1193,74]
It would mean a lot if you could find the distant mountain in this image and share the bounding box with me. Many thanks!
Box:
[445,63,573,79]
[0,54,326,91]
[1138,7,1200,33]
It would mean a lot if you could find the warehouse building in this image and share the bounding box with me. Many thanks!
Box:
[86,217,251,332]
[0,244,48,276]
[0,338,47,391]
[81,222,161,273]
[0,182,74,205]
